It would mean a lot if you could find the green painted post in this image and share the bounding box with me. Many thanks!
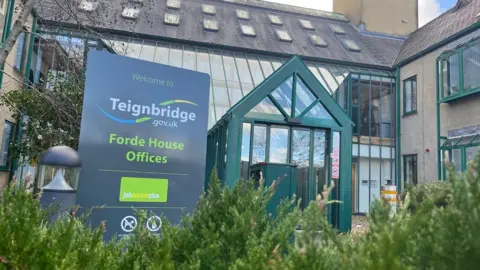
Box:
[436,60,442,180]
[339,127,352,233]
[395,68,402,191]
[225,115,242,187]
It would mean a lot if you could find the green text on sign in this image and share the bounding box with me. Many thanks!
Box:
[119,177,169,203]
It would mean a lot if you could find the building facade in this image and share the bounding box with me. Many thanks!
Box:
[0,0,478,230]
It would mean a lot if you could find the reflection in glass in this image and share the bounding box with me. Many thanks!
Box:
[212,80,230,119]
[305,102,333,120]
[234,53,254,84]
[293,129,310,209]
[452,149,462,172]
[359,78,370,136]
[314,130,327,195]
[270,59,283,70]
[227,81,243,105]
[318,66,338,94]
[269,126,289,163]
[246,96,284,121]
[222,52,241,82]
[467,146,480,165]
[271,76,294,116]
[252,125,267,164]
[241,123,251,180]
[295,77,317,116]
[241,123,251,161]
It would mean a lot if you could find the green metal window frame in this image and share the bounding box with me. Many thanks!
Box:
[437,38,480,103]
[402,154,417,189]
[440,134,480,179]
[0,120,15,171]
[13,29,27,72]
[402,75,417,116]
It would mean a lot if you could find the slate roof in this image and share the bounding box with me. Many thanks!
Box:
[394,0,480,65]
[36,0,405,69]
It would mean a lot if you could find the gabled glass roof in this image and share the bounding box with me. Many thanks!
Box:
[442,134,480,148]
[99,36,393,128]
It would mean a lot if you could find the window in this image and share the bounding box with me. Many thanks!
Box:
[78,0,98,12]
[275,29,292,42]
[403,155,417,187]
[202,4,216,15]
[438,40,480,102]
[268,14,282,25]
[330,24,346,35]
[14,32,26,71]
[342,39,361,52]
[240,24,256,37]
[403,76,417,115]
[236,9,250,20]
[0,0,6,15]
[299,19,314,30]
[166,0,181,10]
[121,7,139,19]
[203,19,219,32]
[310,35,327,48]
[0,121,13,168]
[164,13,180,26]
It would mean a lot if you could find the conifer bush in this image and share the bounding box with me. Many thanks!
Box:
[2,155,480,269]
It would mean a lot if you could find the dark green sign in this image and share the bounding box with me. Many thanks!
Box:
[77,51,210,240]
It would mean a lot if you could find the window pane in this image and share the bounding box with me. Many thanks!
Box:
[295,77,317,116]
[0,122,12,167]
[212,80,230,119]
[209,50,226,81]
[241,123,251,162]
[467,146,480,165]
[259,58,274,77]
[234,54,254,84]
[293,129,311,209]
[269,126,289,163]
[196,48,210,74]
[405,80,412,112]
[138,41,157,62]
[463,43,480,91]
[14,32,25,69]
[411,79,417,111]
[451,149,462,172]
[404,155,417,186]
[247,56,265,86]
[381,78,393,138]
[168,45,183,67]
[447,54,460,96]
[252,125,267,164]
[271,76,294,116]
[222,52,240,82]
[182,46,196,70]
[227,81,243,105]
[314,130,327,195]
[359,78,370,136]
[307,64,330,93]
[246,96,284,121]
[154,43,169,65]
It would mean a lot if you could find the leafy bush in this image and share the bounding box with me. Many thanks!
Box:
[2,155,480,269]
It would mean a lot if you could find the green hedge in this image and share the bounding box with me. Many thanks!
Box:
[2,156,480,269]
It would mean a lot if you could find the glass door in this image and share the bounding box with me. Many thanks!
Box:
[292,128,311,209]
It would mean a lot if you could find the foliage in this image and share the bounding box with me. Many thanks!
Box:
[0,72,84,163]
[3,155,480,269]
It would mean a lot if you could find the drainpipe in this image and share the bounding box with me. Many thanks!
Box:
[395,67,401,192]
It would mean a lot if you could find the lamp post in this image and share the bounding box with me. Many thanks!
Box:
[38,146,82,220]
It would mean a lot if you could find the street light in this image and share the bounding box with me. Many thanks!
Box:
[38,146,82,220]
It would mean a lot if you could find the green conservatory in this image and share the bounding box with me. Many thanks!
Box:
[14,29,398,232]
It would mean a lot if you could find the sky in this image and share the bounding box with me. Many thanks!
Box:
[270,0,458,26]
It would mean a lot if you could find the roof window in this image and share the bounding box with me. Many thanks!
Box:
[299,19,315,30]
[236,9,250,20]
[275,29,292,42]
[166,0,181,10]
[310,35,328,47]
[78,0,98,12]
[268,14,283,25]
[342,39,361,52]
[164,12,180,26]
[330,24,346,35]
[121,7,140,20]
[240,24,256,37]
[204,19,219,32]
[202,4,216,15]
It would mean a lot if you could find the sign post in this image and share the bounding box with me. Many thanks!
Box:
[77,51,210,240]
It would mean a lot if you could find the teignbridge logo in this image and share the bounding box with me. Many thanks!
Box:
[98,98,198,128]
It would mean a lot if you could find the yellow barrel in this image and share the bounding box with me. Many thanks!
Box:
[381,185,398,212]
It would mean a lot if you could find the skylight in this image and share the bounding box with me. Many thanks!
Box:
[78,0,98,12]
[330,24,346,35]
[343,39,361,52]
[236,9,250,20]
[204,19,219,32]
[310,35,328,48]
[121,7,139,20]
[166,0,181,10]
[268,14,282,25]
[275,29,292,42]
[202,4,216,15]
[164,13,180,26]
[299,19,314,30]
[240,24,256,37]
